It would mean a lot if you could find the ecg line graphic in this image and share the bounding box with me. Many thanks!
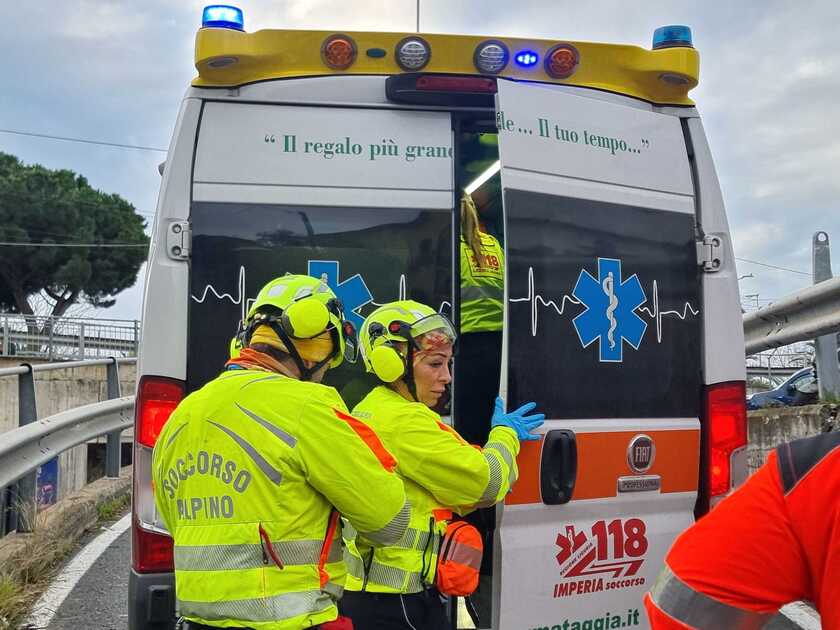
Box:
[509,267,582,337]
[509,266,699,341]
[191,265,252,324]
[637,280,700,343]
[191,268,452,327]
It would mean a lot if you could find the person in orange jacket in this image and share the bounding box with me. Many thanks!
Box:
[645,430,840,629]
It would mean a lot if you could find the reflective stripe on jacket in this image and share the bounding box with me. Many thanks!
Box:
[343,385,519,594]
[460,234,504,333]
[153,369,409,630]
[645,431,840,629]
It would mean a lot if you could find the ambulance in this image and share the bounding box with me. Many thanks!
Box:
[130,7,747,630]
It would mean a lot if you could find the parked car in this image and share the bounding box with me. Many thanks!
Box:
[747,367,819,410]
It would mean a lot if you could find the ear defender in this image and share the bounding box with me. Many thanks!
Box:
[369,344,406,382]
[281,298,331,338]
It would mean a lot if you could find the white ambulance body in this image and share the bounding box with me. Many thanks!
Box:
[130,13,746,630]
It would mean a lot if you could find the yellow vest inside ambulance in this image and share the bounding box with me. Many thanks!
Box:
[130,8,746,630]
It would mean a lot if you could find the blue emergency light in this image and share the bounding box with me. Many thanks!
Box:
[514,50,539,67]
[652,25,693,49]
[202,5,244,31]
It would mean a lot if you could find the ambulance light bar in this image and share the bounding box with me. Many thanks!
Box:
[652,25,693,50]
[474,41,509,74]
[202,4,244,31]
[515,50,539,67]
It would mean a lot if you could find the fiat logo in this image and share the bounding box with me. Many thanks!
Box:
[627,434,655,473]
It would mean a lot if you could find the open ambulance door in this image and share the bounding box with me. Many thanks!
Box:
[492,80,703,630]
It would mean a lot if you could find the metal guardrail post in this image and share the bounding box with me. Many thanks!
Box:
[48,317,55,362]
[813,231,840,399]
[133,320,140,356]
[78,321,86,359]
[2,486,19,537]
[104,358,123,478]
[2,314,8,356]
[16,364,38,533]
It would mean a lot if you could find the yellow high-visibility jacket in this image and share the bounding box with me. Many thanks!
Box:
[153,369,409,630]
[344,385,519,593]
[460,233,504,333]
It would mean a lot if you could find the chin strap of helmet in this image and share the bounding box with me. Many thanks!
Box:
[272,321,338,381]
[244,317,336,382]
[404,341,420,403]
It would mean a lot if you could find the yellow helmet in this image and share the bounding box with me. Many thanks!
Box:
[243,274,357,376]
[359,300,456,384]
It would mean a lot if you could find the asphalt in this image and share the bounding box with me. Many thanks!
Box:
[44,525,130,630]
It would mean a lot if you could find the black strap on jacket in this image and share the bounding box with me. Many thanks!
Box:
[776,430,840,494]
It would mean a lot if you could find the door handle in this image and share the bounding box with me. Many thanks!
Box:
[540,429,577,505]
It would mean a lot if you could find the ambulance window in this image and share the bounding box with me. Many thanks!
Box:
[187,202,451,404]
[504,190,702,419]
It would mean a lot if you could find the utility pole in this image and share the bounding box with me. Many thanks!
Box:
[812,231,840,399]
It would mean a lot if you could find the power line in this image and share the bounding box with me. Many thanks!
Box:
[735,257,810,276]
[0,128,167,153]
[0,241,147,248]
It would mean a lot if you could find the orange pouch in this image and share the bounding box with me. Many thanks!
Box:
[435,521,483,596]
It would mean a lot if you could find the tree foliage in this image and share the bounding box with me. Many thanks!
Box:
[0,152,148,319]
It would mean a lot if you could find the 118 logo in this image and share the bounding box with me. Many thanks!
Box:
[555,518,648,579]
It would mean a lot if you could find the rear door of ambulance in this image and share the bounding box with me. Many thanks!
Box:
[187,96,453,400]
[494,80,702,630]
[131,88,454,629]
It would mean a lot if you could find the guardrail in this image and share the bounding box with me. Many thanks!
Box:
[744,276,840,355]
[0,358,136,537]
[746,366,798,379]
[0,314,139,361]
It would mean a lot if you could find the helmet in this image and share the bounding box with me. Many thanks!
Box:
[244,274,358,371]
[360,300,457,383]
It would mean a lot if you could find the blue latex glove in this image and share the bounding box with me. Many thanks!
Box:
[490,396,545,441]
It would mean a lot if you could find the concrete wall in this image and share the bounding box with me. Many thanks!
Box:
[0,357,136,500]
[747,403,837,473]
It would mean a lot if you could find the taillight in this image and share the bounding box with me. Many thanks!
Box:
[321,34,357,70]
[136,376,185,448]
[395,37,431,71]
[132,521,174,573]
[473,40,509,74]
[416,75,496,93]
[386,74,496,106]
[544,43,579,79]
[704,381,748,500]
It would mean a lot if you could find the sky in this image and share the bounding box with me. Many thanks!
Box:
[1,0,839,321]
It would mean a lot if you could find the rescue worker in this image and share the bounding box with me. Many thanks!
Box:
[645,430,840,629]
[153,275,411,630]
[339,300,545,630]
[455,191,505,446]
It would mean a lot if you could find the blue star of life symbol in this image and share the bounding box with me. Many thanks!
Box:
[572,258,648,362]
[307,260,372,330]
